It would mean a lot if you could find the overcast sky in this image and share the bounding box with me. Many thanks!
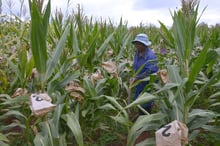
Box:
[1,0,220,27]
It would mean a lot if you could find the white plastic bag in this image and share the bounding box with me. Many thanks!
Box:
[155,120,188,146]
[30,93,56,117]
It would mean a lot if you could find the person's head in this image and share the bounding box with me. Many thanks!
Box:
[132,33,151,52]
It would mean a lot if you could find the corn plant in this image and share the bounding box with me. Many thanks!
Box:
[197,23,220,48]
[0,59,8,93]
[2,0,220,145]
[0,133,9,146]
[28,0,81,145]
[28,0,50,91]
[158,0,220,142]
[125,1,220,145]
[26,1,129,145]
[0,93,34,145]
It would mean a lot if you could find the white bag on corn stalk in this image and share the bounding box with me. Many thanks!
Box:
[30,93,56,117]
[155,120,188,146]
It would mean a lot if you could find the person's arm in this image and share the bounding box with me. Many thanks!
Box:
[136,58,158,80]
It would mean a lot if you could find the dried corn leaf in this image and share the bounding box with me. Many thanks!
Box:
[157,69,169,84]
[101,61,118,76]
[70,92,84,103]
[91,70,103,85]
[11,88,28,98]
[107,49,114,56]
[91,71,103,80]
[31,68,38,79]
[65,81,85,93]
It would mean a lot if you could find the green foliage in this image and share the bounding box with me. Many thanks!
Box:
[62,112,83,146]
[0,0,220,145]
[127,112,166,146]
[0,133,9,146]
[29,0,50,75]
[0,94,34,145]
[151,1,220,145]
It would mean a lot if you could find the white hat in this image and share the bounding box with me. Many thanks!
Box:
[132,33,152,46]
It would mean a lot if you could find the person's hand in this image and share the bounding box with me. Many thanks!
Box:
[129,77,136,85]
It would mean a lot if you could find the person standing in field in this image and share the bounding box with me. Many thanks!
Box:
[130,33,159,115]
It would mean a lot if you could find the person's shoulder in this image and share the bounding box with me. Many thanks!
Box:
[145,49,156,60]
[146,48,156,55]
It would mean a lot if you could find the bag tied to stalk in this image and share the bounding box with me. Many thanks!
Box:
[30,93,56,117]
[155,120,188,146]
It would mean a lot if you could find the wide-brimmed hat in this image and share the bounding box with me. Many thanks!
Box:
[132,33,152,46]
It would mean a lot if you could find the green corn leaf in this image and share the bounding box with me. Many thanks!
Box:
[204,49,219,74]
[26,56,35,79]
[71,24,80,55]
[52,104,64,138]
[185,44,209,94]
[209,91,220,99]
[43,121,54,146]
[46,24,70,80]
[158,20,174,48]
[125,92,157,109]
[1,95,29,105]
[104,95,125,112]
[47,120,60,142]
[47,70,80,94]
[202,125,220,134]
[7,59,21,81]
[187,109,216,130]
[116,31,132,61]
[34,133,48,146]
[97,31,114,59]
[167,65,182,83]
[0,94,11,100]
[188,130,200,141]
[172,11,185,63]
[95,78,107,94]
[35,120,62,146]
[29,0,50,74]
[0,141,9,146]
[110,114,132,127]
[83,77,97,97]
[127,113,165,146]
[51,17,61,39]
[98,103,116,111]
[155,82,179,94]
[135,138,155,146]
[79,33,98,68]
[0,133,9,146]
[0,110,27,120]
[18,48,28,79]
[1,123,25,132]
[210,102,220,107]
[62,112,83,146]
[58,133,68,146]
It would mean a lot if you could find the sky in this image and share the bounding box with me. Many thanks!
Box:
[1,0,220,27]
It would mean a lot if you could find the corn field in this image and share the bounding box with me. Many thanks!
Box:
[0,0,220,146]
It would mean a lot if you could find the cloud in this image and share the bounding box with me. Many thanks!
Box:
[132,0,180,11]
[1,0,219,27]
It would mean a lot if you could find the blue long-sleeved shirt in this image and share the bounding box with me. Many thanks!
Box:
[133,48,158,107]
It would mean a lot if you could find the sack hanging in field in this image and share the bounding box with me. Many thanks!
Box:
[30,93,56,117]
[155,120,188,146]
